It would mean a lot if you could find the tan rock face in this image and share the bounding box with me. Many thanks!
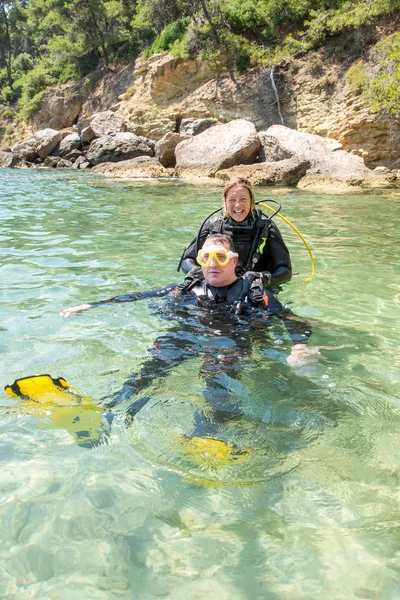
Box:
[116,56,284,140]
[31,81,86,131]
[284,57,400,169]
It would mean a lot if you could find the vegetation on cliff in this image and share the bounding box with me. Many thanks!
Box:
[0,0,400,125]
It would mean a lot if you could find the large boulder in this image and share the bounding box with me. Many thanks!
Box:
[175,119,260,176]
[259,125,372,179]
[56,133,82,157]
[89,110,127,137]
[155,132,184,167]
[36,128,71,158]
[12,137,39,162]
[12,129,71,161]
[86,132,154,165]
[91,155,174,178]
[72,156,91,170]
[257,131,293,162]
[215,158,310,186]
[0,150,19,167]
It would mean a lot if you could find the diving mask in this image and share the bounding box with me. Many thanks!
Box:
[196,245,238,268]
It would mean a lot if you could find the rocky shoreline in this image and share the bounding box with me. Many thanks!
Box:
[1,106,398,191]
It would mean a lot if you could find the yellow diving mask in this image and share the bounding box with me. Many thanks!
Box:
[196,245,238,268]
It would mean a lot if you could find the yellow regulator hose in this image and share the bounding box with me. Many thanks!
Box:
[259,202,316,283]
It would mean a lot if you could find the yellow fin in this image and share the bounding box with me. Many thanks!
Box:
[178,434,251,467]
[5,374,105,447]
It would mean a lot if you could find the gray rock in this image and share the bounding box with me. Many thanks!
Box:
[72,155,90,169]
[57,158,73,168]
[257,131,293,162]
[31,81,85,130]
[91,155,173,178]
[216,158,311,186]
[90,110,127,137]
[64,149,83,161]
[179,118,217,137]
[175,119,260,175]
[43,156,61,168]
[86,132,154,165]
[0,150,18,167]
[35,128,68,158]
[12,129,71,162]
[56,133,81,157]
[12,138,39,162]
[155,132,183,167]
[75,116,95,134]
[261,125,371,178]
[80,125,96,143]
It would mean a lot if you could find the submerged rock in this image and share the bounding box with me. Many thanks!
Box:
[91,155,174,178]
[216,158,310,186]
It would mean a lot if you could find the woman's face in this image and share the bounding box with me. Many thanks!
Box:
[224,185,252,222]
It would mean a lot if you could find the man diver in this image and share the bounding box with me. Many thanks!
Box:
[60,233,314,367]
[6,234,317,451]
[61,234,285,317]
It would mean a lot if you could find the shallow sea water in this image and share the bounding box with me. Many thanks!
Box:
[0,168,399,599]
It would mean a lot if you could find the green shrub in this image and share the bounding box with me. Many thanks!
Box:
[13,53,34,74]
[150,18,189,54]
[235,49,251,72]
[57,63,82,84]
[346,60,366,92]
[363,32,400,115]
[17,90,46,123]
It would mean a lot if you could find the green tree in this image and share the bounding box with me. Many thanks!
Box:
[0,0,21,88]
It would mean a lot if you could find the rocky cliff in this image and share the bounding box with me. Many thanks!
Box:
[6,51,397,171]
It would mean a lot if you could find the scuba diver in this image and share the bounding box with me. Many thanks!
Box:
[7,234,316,454]
[60,233,314,377]
[178,177,292,293]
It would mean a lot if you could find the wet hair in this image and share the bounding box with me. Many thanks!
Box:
[222,177,255,217]
[204,233,236,252]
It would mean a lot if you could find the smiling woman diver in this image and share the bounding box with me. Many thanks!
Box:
[178,177,292,291]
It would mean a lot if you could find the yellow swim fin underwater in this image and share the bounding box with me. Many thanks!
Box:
[178,434,252,468]
[5,374,105,447]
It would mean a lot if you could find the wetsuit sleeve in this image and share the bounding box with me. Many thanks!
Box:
[179,219,213,274]
[261,290,312,343]
[91,283,180,307]
[259,221,292,286]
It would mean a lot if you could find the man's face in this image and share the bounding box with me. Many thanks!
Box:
[201,239,238,287]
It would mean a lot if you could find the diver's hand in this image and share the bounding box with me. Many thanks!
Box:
[59,304,92,317]
[287,344,321,367]
[186,266,204,280]
[177,266,204,292]
[244,270,271,287]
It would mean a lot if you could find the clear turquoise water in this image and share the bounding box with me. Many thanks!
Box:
[1,168,399,599]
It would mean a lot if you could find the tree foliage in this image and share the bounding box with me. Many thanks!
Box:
[0,0,399,121]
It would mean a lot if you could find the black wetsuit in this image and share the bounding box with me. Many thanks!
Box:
[93,278,311,424]
[180,209,292,287]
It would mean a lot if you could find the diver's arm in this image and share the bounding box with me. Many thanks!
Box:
[180,238,199,274]
[59,283,179,317]
[278,311,321,366]
[260,222,292,286]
